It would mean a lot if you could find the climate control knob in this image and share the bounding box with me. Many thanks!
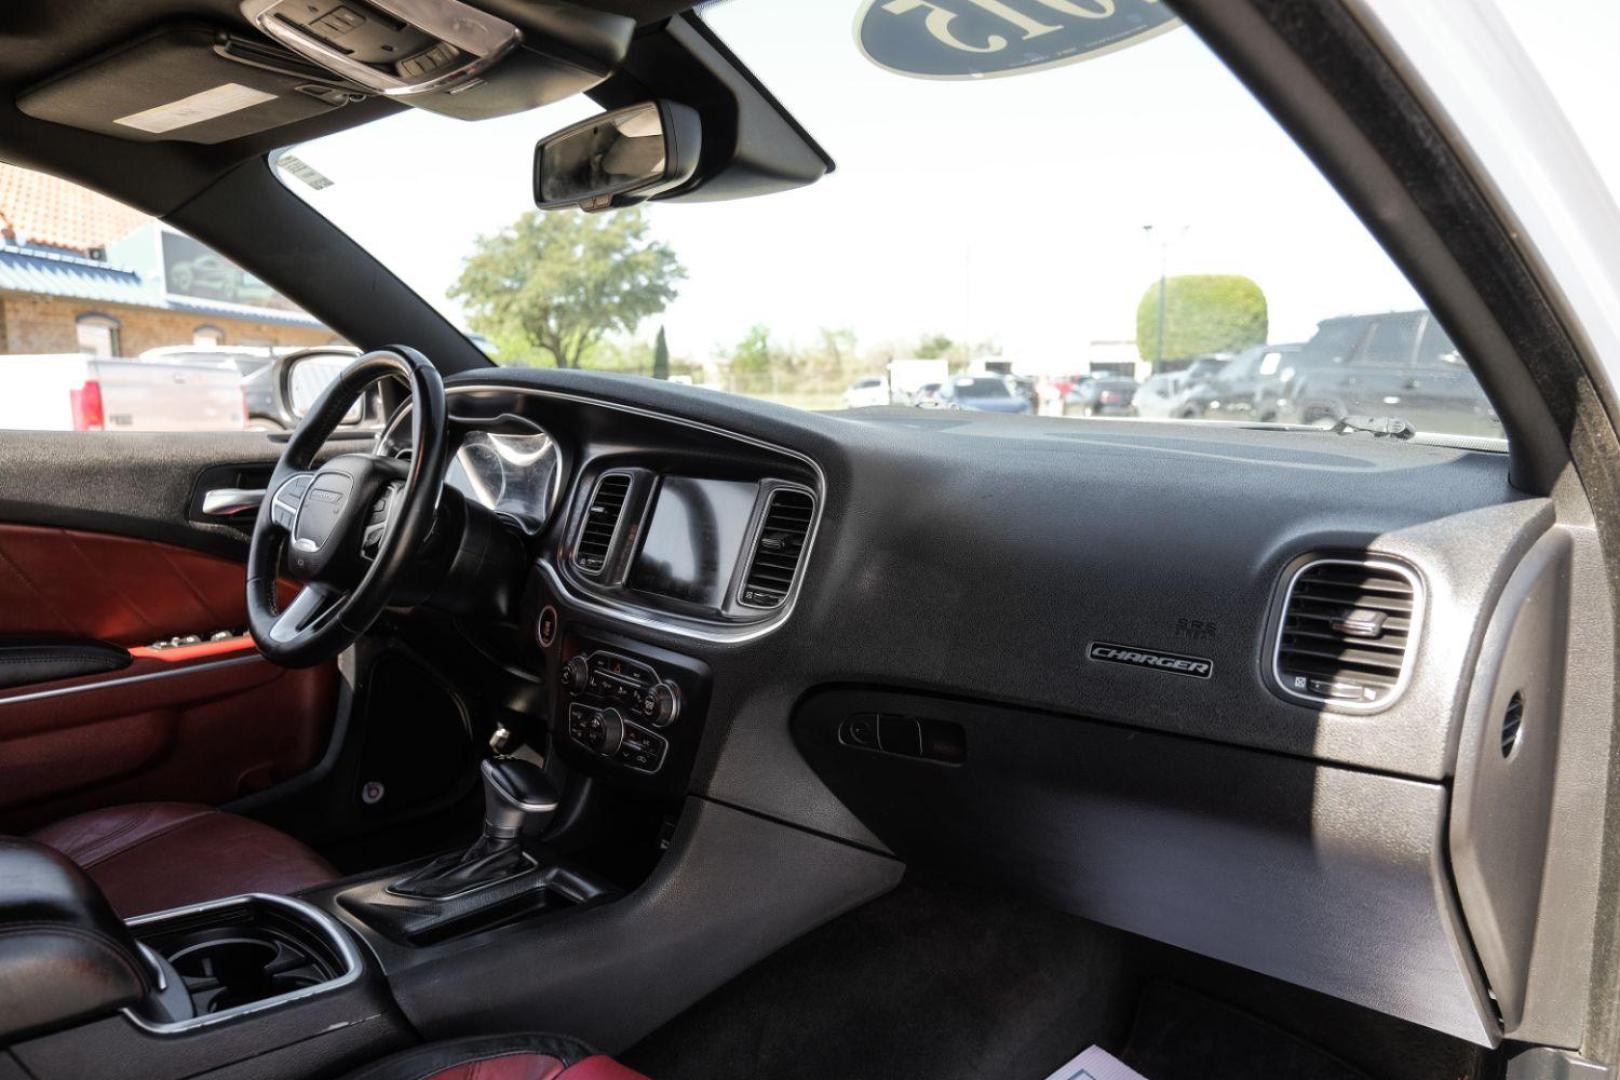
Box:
[644,682,681,728]
[590,707,626,756]
[561,655,590,692]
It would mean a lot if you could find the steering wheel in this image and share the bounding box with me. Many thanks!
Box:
[247,347,449,667]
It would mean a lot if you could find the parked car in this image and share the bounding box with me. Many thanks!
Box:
[1277,311,1501,437]
[0,353,245,431]
[1180,352,1234,384]
[910,381,945,406]
[143,344,365,431]
[887,358,949,404]
[1063,376,1137,417]
[1178,343,1302,420]
[1005,374,1040,411]
[935,374,1034,413]
[842,375,889,409]
[1130,372,1192,419]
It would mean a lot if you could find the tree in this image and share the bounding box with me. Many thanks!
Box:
[914,333,955,360]
[450,208,685,369]
[1135,274,1267,364]
[726,324,777,394]
[652,325,670,381]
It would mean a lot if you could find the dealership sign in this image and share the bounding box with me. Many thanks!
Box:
[856,0,1180,79]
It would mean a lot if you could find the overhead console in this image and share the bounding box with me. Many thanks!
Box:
[17,1,634,143]
[238,0,633,120]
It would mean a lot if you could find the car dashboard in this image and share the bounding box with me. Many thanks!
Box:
[377,366,1606,1052]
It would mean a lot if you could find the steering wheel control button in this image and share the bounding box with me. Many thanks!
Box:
[537,605,558,648]
[270,473,315,530]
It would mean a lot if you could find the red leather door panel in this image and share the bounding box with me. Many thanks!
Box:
[0,525,335,832]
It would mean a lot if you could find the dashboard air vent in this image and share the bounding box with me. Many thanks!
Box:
[575,473,630,575]
[1274,558,1420,710]
[739,488,815,609]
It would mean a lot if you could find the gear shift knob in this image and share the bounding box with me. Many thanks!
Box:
[481,757,559,841]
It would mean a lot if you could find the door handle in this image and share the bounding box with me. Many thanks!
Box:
[200,488,266,517]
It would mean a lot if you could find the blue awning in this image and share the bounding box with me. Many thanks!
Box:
[0,244,323,329]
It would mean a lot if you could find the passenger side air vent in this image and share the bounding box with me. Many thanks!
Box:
[739,488,815,609]
[575,473,630,575]
[1274,557,1421,710]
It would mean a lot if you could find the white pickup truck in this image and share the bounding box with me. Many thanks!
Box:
[0,354,246,432]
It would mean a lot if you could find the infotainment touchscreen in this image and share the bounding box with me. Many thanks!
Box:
[629,476,759,608]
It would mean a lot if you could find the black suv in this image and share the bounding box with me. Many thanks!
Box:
[1277,311,1501,437]
[1179,342,1301,421]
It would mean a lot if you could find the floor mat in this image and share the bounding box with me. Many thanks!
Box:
[624,876,1491,1080]
[1121,982,1370,1080]
[624,877,1139,1080]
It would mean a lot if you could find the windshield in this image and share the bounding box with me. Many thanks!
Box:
[275,1,1504,444]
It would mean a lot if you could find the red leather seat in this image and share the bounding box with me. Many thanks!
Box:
[30,802,337,918]
[342,1034,649,1080]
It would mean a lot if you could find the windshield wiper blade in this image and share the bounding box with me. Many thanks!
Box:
[1329,415,1417,440]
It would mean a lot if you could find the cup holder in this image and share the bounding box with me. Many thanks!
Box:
[127,895,359,1026]
[170,937,277,981]
[167,935,326,1013]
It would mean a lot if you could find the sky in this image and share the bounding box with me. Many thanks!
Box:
[277,0,1620,374]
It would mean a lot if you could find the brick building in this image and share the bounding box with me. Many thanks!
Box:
[0,164,333,356]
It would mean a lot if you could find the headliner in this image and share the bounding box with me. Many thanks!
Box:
[0,0,692,217]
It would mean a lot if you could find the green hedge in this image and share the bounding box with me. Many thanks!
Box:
[1136,274,1268,362]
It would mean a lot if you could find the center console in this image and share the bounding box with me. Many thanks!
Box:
[1,840,408,1080]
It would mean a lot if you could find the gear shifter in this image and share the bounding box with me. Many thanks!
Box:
[390,757,559,900]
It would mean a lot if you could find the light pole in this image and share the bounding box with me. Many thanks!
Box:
[1143,225,1187,372]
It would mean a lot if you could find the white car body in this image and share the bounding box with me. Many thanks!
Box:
[0,354,245,432]
[843,376,890,409]
[886,358,949,404]
[1130,373,1191,419]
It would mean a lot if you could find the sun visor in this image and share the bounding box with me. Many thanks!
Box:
[16,25,367,144]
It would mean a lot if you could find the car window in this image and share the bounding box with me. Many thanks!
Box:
[276,2,1504,444]
[953,377,1010,399]
[1299,321,1364,366]
[0,163,345,433]
[1354,316,1421,368]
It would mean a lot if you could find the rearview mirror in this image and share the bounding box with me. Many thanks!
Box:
[533,101,701,212]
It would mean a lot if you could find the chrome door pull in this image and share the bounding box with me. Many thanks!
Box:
[201,488,266,517]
